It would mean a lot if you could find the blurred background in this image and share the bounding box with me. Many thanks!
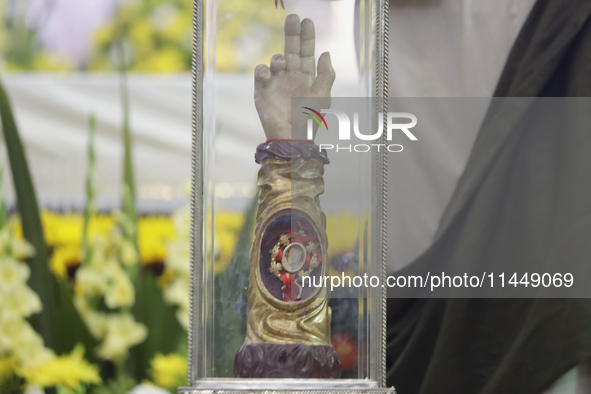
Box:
[0,1,363,393]
[0,1,195,393]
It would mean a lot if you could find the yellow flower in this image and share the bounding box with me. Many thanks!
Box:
[94,20,116,47]
[214,230,235,274]
[50,245,81,279]
[325,214,360,257]
[134,216,177,278]
[215,212,244,231]
[151,353,187,389]
[40,211,82,246]
[88,56,111,72]
[213,212,244,274]
[129,19,154,56]
[133,48,186,73]
[117,0,142,25]
[0,355,16,380]
[97,314,147,361]
[32,51,76,72]
[160,13,191,43]
[138,216,175,265]
[87,216,116,244]
[18,345,101,389]
[139,235,166,265]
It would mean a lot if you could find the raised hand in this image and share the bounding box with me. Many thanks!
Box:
[254,14,335,141]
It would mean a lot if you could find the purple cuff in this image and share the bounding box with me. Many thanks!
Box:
[255,140,330,165]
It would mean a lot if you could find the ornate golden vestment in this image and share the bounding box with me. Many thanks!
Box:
[244,142,332,346]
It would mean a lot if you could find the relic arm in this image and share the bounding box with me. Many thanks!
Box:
[234,14,340,379]
[244,140,331,345]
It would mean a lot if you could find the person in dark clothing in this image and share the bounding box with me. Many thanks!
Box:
[387,1,591,393]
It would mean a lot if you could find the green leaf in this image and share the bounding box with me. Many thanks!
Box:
[119,68,137,230]
[92,371,135,394]
[128,270,185,382]
[53,279,99,361]
[0,78,96,357]
[82,114,97,266]
[0,78,55,348]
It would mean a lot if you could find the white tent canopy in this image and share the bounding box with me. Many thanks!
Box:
[0,0,536,273]
[3,73,193,213]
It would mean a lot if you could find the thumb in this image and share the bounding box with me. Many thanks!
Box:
[311,52,335,95]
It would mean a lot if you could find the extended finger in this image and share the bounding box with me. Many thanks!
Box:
[300,18,315,75]
[270,54,286,73]
[284,14,301,71]
[255,64,271,90]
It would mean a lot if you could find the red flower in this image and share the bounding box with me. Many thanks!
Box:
[275,0,285,9]
[331,332,358,372]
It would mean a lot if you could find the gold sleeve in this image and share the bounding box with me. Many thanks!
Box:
[243,153,332,346]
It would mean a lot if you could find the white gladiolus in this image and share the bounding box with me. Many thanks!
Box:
[120,239,139,267]
[11,238,35,260]
[104,274,135,309]
[165,242,190,277]
[0,284,42,321]
[97,314,147,361]
[175,307,189,331]
[0,257,30,289]
[76,266,109,296]
[74,296,109,340]
[163,278,190,318]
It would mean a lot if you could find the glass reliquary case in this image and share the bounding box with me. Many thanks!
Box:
[180,0,392,392]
